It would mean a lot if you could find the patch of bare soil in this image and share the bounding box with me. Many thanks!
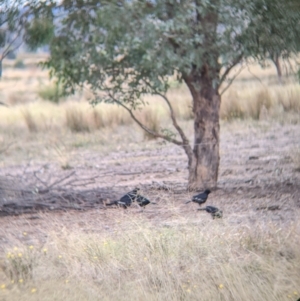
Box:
[0,121,299,248]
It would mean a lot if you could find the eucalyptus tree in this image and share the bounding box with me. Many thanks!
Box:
[31,0,299,190]
[0,0,22,77]
[239,0,300,82]
[0,0,54,77]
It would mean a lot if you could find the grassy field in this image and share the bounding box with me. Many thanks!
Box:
[0,55,300,300]
[0,212,299,301]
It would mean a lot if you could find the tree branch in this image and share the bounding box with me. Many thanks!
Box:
[107,93,184,146]
[1,27,23,60]
[153,90,195,162]
[218,53,244,88]
[153,90,190,145]
[220,64,246,96]
[246,64,266,88]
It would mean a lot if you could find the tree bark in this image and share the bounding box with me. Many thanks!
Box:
[184,66,221,191]
[271,53,282,84]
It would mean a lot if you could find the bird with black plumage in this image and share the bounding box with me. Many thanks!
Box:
[106,188,155,209]
[185,189,211,207]
[198,206,223,219]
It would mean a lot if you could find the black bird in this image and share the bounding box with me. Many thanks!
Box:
[186,189,211,206]
[136,195,150,207]
[198,206,223,219]
[106,188,140,208]
[135,195,156,208]
[106,188,155,209]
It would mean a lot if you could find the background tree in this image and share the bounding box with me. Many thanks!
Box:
[0,0,54,78]
[0,0,22,77]
[240,0,300,83]
[29,0,300,190]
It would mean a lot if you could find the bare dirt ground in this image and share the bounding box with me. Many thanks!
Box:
[0,120,300,250]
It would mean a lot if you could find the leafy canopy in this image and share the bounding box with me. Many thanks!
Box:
[0,0,55,60]
[35,0,300,106]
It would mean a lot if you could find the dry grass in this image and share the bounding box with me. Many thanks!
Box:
[1,55,300,301]
[0,57,300,135]
[138,107,161,140]
[0,215,299,301]
[220,91,245,120]
[90,109,106,130]
[65,107,91,133]
[221,85,300,121]
[290,147,300,172]
[278,89,300,113]
[22,110,38,133]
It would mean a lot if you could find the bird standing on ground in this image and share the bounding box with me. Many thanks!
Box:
[106,188,140,208]
[106,188,155,209]
[186,189,211,206]
[135,195,156,208]
[198,206,223,219]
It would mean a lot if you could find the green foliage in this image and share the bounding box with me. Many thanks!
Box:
[0,0,55,67]
[239,0,300,62]
[36,0,300,107]
[38,83,65,104]
[24,18,54,50]
[0,1,24,62]
[13,59,25,69]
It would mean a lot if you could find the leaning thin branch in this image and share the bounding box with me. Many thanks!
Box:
[219,53,244,87]
[220,64,246,96]
[246,64,266,88]
[153,90,190,145]
[1,27,23,59]
[108,93,183,146]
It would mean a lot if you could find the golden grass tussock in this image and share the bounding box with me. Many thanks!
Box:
[0,216,299,301]
[65,107,91,133]
[0,58,300,135]
[137,106,161,140]
[220,84,300,121]
[22,110,38,133]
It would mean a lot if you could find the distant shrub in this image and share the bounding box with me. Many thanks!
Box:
[38,83,65,104]
[13,59,26,69]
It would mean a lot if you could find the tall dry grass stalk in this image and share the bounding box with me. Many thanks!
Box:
[0,216,299,301]
[221,86,300,121]
[65,108,90,133]
[138,107,161,140]
[278,89,300,113]
[22,110,38,132]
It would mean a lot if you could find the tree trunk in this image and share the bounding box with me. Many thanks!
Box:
[271,54,282,84]
[184,67,221,191]
[183,2,221,190]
